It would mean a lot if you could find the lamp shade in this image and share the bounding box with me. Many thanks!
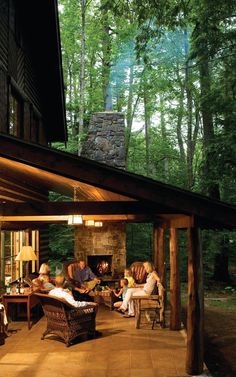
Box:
[15,246,37,261]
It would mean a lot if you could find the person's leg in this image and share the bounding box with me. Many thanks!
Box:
[119,288,144,311]
[127,290,149,316]
[114,301,122,308]
[72,289,94,302]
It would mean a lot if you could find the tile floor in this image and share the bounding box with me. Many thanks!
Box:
[0,305,211,377]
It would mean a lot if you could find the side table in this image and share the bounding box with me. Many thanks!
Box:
[92,290,116,310]
[2,290,40,330]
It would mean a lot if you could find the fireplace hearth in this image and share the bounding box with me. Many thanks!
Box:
[87,255,112,277]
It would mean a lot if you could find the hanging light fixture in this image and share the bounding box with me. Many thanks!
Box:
[94,221,103,227]
[67,215,83,225]
[67,187,83,225]
[85,220,95,226]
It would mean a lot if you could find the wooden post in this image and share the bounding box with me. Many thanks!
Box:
[186,227,204,375]
[0,231,5,285]
[169,228,181,330]
[153,225,165,282]
[153,225,167,325]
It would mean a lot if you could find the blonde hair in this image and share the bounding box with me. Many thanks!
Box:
[143,261,154,274]
[55,274,65,287]
[39,263,50,275]
[120,278,128,286]
[124,268,132,276]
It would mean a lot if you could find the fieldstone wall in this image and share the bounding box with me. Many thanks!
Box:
[81,112,125,169]
[74,111,126,276]
[74,223,126,276]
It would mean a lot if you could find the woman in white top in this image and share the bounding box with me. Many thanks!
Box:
[118,261,162,317]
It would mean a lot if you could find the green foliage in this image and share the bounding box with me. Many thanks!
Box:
[49,224,74,261]
[126,223,153,265]
[56,0,236,282]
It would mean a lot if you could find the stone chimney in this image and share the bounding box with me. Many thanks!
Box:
[81,112,125,169]
[74,112,126,277]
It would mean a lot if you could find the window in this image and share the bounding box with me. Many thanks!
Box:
[8,90,23,137]
[0,230,39,286]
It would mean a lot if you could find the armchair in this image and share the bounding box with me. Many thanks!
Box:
[63,260,81,287]
[130,261,147,284]
[34,293,96,346]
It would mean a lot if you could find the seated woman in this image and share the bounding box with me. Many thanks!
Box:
[32,263,55,291]
[117,261,163,318]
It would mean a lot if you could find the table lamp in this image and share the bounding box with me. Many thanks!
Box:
[15,246,37,278]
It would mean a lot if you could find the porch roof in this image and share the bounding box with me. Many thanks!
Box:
[1,134,236,229]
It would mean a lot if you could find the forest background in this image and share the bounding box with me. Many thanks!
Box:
[49,0,236,286]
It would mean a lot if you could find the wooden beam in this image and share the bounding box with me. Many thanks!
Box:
[186,227,204,375]
[169,215,193,228]
[169,228,181,330]
[1,134,236,227]
[1,201,177,216]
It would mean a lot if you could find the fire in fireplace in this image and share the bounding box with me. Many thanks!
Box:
[87,255,112,277]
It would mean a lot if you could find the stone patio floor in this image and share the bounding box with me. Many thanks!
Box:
[0,305,211,377]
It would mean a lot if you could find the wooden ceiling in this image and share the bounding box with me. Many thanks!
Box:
[1,134,236,229]
[0,156,133,202]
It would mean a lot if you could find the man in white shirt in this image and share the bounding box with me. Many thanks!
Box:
[49,274,98,310]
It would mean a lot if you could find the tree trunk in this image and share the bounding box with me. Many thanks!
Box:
[143,78,151,176]
[78,0,86,155]
[199,58,220,199]
[160,94,169,179]
[101,2,112,110]
[125,63,134,165]
[184,30,194,189]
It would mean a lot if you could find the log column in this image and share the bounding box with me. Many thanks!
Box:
[186,227,204,375]
[169,228,181,330]
[153,225,165,283]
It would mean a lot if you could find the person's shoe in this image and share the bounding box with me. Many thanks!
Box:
[115,308,125,314]
[123,314,135,318]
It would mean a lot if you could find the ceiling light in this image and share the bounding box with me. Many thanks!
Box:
[68,215,83,225]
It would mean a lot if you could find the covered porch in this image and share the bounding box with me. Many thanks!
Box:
[1,134,236,375]
[0,305,210,377]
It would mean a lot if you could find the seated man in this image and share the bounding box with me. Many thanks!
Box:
[49,274,97,310]
[74,260,100,291]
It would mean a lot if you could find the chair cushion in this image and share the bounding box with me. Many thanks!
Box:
[130,262,147,284]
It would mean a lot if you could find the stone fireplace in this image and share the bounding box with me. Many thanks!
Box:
[74,222,126,277]
[74,112,126,277]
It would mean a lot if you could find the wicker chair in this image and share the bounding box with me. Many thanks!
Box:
[130,261,147,284]
[34,293,96,347]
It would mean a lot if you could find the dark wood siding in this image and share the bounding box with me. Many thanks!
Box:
[0,0,46,144]
[39,227,50,264]
[0,68,8,132]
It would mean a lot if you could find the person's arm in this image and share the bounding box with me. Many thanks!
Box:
[113,288,123,297]
[153,271,164,292]
[153,271,161,283]
[87,267,96,280]
[60,290,88,308]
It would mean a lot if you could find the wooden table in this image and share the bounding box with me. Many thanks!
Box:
[92,290,116,310]
[2,290,40,330]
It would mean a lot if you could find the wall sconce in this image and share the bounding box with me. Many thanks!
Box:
[85,220,95,226]
[68,215,83,225]
[94,221,103,227]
